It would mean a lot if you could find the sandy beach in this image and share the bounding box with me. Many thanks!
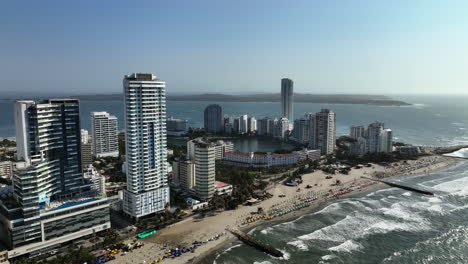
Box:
[110,155,460,264]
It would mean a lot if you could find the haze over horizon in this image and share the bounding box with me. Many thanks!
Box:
[2,0,468,95]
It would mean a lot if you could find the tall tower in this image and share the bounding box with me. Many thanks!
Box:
[14,99,84,216]
[123,73,169,218]
[194,141,216,201]
[309,109,336,155]
[281,78,294,129]
[1,99,110,255]
[91,111,119,157]
[204,104,224,133]
[367,122,384,153]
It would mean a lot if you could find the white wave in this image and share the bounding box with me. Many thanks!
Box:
[328,240,363,253]
[366,188,393,197]
[428,196,442,203]
[402,191,412,196]
[287,239,308,250]
[253,261,273,264]
[444,147,468,158]
[299,206,432,243]
[321,254,336,260]
[278,250,290,260]
[432,176,468,196]
[380,203,422,222]
[368,220,419,233]
[312,202,343,216]
[224,244,242,252]
[260,227,273,235]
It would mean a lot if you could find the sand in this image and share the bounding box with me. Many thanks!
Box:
[110,155,460,264]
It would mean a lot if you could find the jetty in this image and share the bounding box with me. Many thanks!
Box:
[227,228,283,258]
[362,177,434,196]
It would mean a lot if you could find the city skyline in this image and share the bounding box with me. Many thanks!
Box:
[2,1,468,95]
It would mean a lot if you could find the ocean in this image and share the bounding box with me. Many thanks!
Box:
[1,94,468,148]
[1,94,468,263]
[213,161,468,264]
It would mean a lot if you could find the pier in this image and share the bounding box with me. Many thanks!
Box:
[227,228,283,258]
[362,176,434,196]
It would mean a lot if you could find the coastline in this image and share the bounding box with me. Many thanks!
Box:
[192,156,462,264]
[110,155,461,264]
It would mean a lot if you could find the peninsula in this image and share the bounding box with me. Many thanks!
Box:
[66,93,411,106]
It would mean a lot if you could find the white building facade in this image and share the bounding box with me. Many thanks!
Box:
[123,73,170,218]
[91,112,119,157]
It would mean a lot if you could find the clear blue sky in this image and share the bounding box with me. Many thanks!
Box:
[1,0,468,95]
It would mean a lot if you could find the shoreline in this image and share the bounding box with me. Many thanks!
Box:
[193,156,462,264]
[197,182,388,264]
[110,155,461,264]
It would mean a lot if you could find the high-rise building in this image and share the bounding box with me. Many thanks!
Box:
[239,115,249,134]
[309,109,336,155]
[274,117,289,139]
[268,119,278,136]
[81,129,93,170]
[81,129,90,144]
[281,78,294,129]
[232,117,240,134]
[173,158,196,191]
[367,122,385,153]
[380,128,393,153]
[122,73,169,218]
[0,99,110,259]
[247,116,257,133]
[223,117,233,134]
[257,118,270,136]
[350,122,393,155]
[204,104,224,133]
[293,117,310,144]
[194,141,216,201]
[91,112,119,157]
[350,126,366,139]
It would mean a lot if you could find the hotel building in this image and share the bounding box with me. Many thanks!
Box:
[122,73,169,218]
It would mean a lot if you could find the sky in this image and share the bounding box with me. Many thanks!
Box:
[1,0,468,96]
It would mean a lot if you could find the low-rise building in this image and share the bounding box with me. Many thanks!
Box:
[397,146,422,156]
[0,249,9,264]
[0,162,13,180]
[223,152,300,168]
[293,149,321,161]
[215,181,233,196]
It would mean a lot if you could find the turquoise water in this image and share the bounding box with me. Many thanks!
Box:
[50,199,97,211]
[213,162,468,264]
[1,95,468,147]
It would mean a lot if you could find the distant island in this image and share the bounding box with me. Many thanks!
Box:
[72,93,411,106]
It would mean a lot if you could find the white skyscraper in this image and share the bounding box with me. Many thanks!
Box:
[380,128,393,153]
[123,73,170,218]
[194,141,216,201]
[309,109,336,155]
[367,122,385,153]
[91,111,119,157]
[281,78,294,129]
[239,115,249,134]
